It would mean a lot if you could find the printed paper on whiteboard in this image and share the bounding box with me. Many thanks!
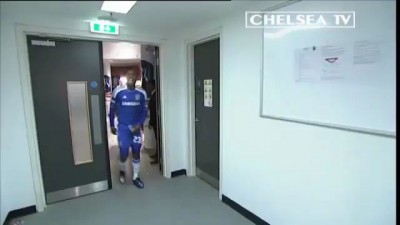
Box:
[203,79,213,107]
[295,44,350,82]
[295,47,320,82]
[320,45,347,80]
[353,40,382,64]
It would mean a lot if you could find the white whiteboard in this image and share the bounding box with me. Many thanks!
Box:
[261,1,396,137]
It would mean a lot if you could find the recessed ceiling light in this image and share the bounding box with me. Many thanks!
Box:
[101,1,137,14]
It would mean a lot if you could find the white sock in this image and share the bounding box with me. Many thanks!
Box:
[119,161,125,173]
[132,159,140,180]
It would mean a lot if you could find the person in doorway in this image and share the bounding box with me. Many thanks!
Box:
[104,75,111,93]
[134,79,147,136]
[109,70,148,189]
[115,76,127,92]
[147,79,159,164]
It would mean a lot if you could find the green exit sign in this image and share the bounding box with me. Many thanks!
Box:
[90,22,119,35]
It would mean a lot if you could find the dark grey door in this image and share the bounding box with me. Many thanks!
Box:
[154,46,163,173]
[27,35,111,204]
[194,38,220,189]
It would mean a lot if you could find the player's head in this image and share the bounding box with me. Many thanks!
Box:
[126,70,138,88]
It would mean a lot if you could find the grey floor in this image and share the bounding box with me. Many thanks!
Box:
[12,113,253,225]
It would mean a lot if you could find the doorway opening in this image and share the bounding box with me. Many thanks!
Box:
[102,41,164,187]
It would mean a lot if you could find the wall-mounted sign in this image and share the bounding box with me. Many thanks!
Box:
[90,81,98,89]
[204,79,213,107]
[90,21,119,35]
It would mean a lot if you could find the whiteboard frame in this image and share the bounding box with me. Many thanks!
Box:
[258,1,396,139]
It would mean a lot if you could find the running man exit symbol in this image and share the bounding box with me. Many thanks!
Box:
[90,22,119,35]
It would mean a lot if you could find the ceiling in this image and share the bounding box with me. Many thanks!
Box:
[107,59,141,67]
[102,41,147,66]
[102,41,141,60]
[5,1,263,36]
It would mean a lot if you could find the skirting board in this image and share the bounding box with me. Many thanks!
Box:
[3,205,37,225]
[171,169,187,178]
[222,195,270,225]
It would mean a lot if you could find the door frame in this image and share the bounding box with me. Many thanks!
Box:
[15,23,169,212]
[185,27,224,199]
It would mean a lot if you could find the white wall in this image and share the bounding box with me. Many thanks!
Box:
[0,2,185,224]
[163,1,396,225]
[159,38,188,172]
[1,5,36,224]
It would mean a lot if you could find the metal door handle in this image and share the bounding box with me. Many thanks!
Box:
[195,118,200,122]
